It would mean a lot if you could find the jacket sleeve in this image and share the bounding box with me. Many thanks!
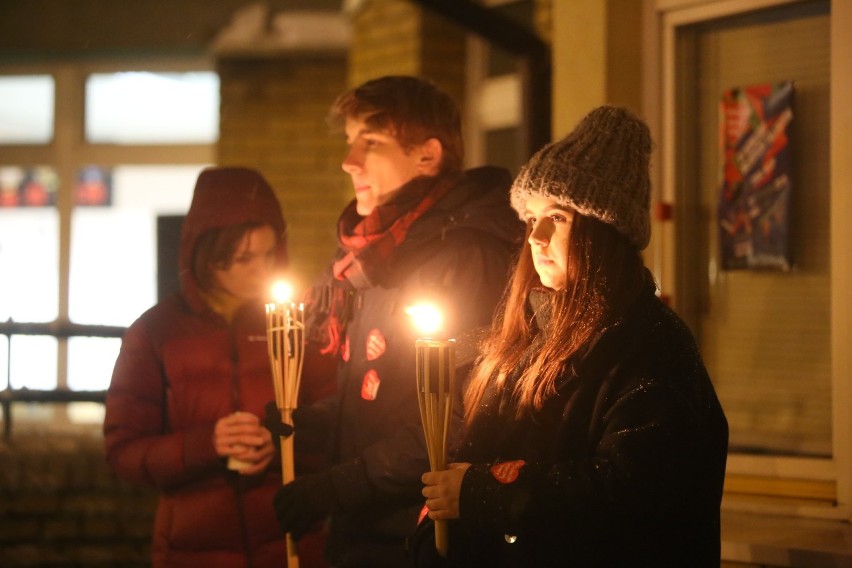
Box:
[103,318,221,491]
[458,369,724,536]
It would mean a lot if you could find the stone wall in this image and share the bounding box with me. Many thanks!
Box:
[0,425,157,567]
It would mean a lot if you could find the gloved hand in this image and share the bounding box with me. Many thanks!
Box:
[273,458,373,539]
[263,401,294,440]
[263,401,332,455]
[273,472,336,540]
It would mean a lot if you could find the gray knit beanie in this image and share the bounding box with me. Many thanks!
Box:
[510,105,652,250]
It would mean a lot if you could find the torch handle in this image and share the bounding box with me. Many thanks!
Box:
[434,519,449,558]
[415,339,455,559]
[280,408,296,483]
[285,533,299,568]
[279,407,299,568]
[431,453,449,558]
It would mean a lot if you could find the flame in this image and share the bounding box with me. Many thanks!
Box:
[270,280,294,304]
[405,303,444,336]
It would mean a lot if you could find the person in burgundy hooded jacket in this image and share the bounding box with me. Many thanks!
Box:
[104,167,328,568]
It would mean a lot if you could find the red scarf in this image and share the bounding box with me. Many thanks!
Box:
[312,173,459,355]
[332,173,459,288]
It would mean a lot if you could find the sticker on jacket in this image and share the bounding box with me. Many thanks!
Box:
[342,335,350,362]
[418,503,429,524]
[490,460,526,484]
[361,369,380,401]
[366,328,387,361]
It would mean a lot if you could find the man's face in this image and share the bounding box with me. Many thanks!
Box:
[341,115,436,216]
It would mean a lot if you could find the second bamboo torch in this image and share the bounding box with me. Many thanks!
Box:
[406,303,455,558]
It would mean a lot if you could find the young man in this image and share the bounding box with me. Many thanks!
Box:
[271,76,523,567]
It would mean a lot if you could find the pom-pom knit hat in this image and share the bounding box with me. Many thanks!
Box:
[510,105,652,250]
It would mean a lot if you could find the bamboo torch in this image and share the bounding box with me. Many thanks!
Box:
[266,281,305,568]
[406,303,455,558]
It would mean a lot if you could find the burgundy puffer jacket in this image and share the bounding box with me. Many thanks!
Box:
[104,167,327,567]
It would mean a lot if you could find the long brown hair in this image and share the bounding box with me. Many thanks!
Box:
[465,213,646,422]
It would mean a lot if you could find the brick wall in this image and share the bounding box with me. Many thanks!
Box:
[0,426,157,567]
[348,0,467,115]
[217,55,350,286]
[348,0,422,85]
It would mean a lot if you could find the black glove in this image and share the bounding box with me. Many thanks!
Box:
[273,458,374,539]
[263,401,294,440]
[263,401,332,456]
[273,472,336,540]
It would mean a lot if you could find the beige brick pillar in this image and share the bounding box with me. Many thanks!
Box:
[217,56,349,284]
[346,0,467,115]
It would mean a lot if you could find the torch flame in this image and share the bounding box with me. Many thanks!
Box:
[271,280,294,304]
[405,303,444,336]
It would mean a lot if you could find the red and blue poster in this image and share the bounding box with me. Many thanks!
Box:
[718,81,793,270]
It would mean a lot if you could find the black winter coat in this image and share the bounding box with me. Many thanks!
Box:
[305,167,523,567]
[418,285,728,567]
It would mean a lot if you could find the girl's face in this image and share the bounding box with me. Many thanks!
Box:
[524,195,575,291]
[212,225,278,302]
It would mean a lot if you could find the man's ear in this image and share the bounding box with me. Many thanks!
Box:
[415,138,444,176]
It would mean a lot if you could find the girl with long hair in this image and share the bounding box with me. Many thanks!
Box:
[418,106,728,567]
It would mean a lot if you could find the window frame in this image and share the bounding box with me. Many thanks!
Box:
[649,0,851,521]
[463,0,529,174]
[0,56,216,392]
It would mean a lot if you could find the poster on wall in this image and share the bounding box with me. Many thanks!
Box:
[0,166,58,207]
[718,80,794,270]
[75,165,113,206]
